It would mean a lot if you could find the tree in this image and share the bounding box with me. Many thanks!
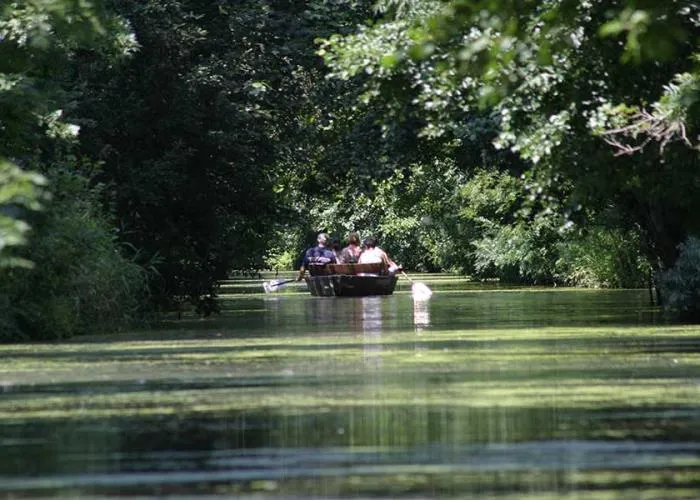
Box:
[1,1,147,339]
[0,0,128,267]
[319,0,700,282]
[70,1,379,307]
[0,161,46,269]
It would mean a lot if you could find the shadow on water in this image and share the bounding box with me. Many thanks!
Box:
[6,333,700,363]
[2,284,700,497]
[3,406,700,497]
[171,287,672,336]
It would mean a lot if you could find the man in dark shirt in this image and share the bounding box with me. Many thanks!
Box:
[296,232,337,281]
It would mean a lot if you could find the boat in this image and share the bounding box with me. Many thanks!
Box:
[305,263,398,297]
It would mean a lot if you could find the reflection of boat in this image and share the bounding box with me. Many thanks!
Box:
[305,263,398,297]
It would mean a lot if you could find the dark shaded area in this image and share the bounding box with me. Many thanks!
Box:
[6,334,700,365]
[2,405,700,497]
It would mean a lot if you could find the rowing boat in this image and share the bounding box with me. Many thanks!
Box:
[305,263,398,297]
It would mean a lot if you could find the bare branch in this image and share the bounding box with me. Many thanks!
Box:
[600,109,698,156]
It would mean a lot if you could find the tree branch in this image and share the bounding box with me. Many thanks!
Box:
[600,110,699,156]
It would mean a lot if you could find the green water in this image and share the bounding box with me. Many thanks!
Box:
[1,278,700,498]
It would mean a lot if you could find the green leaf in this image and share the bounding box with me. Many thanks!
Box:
[380,53,399,69]
[599,20,623,38]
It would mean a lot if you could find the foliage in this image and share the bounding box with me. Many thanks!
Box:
[291,158,469,272]
[1,0,129,268]
[319,0,700,288]
[452,169,649,285]
[0,159,47,269]
[71,0,377,309]
[0,166,148,341]
[3,0,698,341]
[457,169,555,283]
[658,236,700,318]
[0,1,145,339]
[556,227,650,288]
[598,70,700,154]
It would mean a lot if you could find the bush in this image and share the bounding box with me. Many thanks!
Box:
[658,235,700,318]
[0,159,47,269]
[472,219,559,284]
[555,227,650,288]
[0,170,148,341]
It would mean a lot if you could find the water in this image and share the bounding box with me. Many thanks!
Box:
[1,279,700,498]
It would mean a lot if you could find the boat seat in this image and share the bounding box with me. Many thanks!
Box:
[309,263,387,276]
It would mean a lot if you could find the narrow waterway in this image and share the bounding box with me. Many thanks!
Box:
[1,277,700,497]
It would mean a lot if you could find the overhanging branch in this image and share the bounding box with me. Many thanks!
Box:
[600,110,698,156]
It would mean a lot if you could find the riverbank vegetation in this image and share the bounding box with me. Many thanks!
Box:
[1,1,699,339]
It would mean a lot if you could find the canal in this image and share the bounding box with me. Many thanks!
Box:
[1,276,699,497]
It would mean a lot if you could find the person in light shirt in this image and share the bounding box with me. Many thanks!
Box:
[358,237,400,274]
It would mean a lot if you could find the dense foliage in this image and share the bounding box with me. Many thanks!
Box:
[2,0,699,339]
[659,236,700,318]
[0,0,147,340]
[73,0,381,310]
[1,166,148,340]
[318,0,698,289]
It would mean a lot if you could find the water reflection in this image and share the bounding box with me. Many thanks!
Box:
[362,297,383,369]
[412,298,431,332]
[361,297,383,333]
[4,407,700,497]
[2,287,699,497]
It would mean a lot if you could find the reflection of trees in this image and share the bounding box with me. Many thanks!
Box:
[0,417,123,477]
[303,297,336,331]
[263,296,282,328]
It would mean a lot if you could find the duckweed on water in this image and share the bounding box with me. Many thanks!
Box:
[1,323,700,420]
[1,288,700,497]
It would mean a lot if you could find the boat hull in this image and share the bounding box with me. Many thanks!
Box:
[305,274,398,297]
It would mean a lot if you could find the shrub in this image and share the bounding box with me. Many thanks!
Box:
[0,170,148,341]
[0,159,47,269]
[658,235,700,318]
[472,219,559,284]
[555,227,650,288]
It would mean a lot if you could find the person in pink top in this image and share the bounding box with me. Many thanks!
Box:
[338,232,362,264]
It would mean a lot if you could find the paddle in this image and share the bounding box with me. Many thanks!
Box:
[400,270,433,300]
[262,278,297,293]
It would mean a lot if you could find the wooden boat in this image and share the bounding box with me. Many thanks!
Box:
[305,263,398,297]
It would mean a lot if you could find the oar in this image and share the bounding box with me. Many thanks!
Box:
[263,278,297,293]
[400,270,433,300]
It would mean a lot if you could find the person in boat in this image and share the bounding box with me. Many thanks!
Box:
[338,232,362,264]
[296,232,337,281]
[329,237,343,262]
[358,236,401,274]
